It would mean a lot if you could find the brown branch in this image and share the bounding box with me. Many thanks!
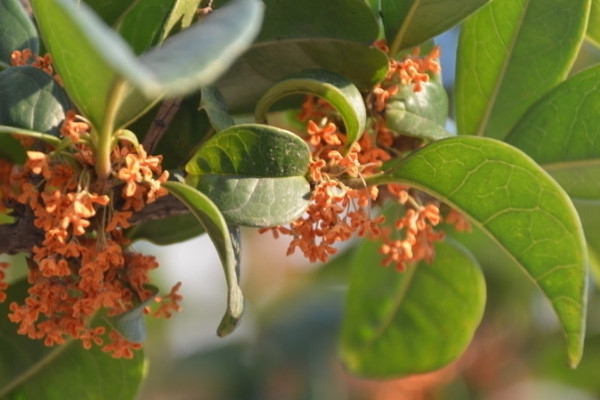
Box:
[142,99,182,153]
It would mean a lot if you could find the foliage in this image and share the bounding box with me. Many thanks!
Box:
[0,0,597,398]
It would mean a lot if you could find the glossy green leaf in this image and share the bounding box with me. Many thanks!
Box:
[31,0,263,130]
[0,279,146,399]
[126,213,205,245]
[455,0,590,140]
[117,0,177,54]
[161,181,243,336]
[0,0,38,65]
[587,0,600,47]
[506,65,600,201]
[82,0,139,27]
[0,66,71,136]
[186,124,311,226]
[201,86,235,132]
[368,136,588,367]
[256,0,379,43]
[217,39,389,113]
[255,70,366,148]
[385,81,452,141]
[340,240,486,377]
[382,0,491,55]
[109,287,157,343]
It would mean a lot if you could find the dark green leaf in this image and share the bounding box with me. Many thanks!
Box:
[385,81,452,141]
[0,279,146,399]
[367,136,588,367]
[506,65,600,201]
[186,124,311,226]
[217,39,389,113]
[382,0,491,55]
[117,0,177,54]
[126,212,205,245]
[340,240,485,377]
[201,87,234,132]
[0,66,70,136]
[455,0,589,139]
[161,181,243,336]
[82,0,139,27]
[256,0,379,43]
[0,0,38,65]
[255,70,366,148]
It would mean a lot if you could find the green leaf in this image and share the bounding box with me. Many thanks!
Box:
[367,136,588,367]
[161,181,243,336]
[31,0,263,130]
[126,213,205,245]
[117,0,177,54]
[82,0,139,27]
[587,0,600,47]
[385,81,452,141]
[340,239,485,377]
[255,70,366,148]
[0,0,39,65]
[382,0,491,55]
[0,279,146,399]
[0,66,71,136]
[185,124,311,226]
[200,86,235,132]
[109,287,157,343]
[160,0,202,39]
[217,39,389,113]
[455,0,590,140]
[505,65,600,202]
[256,0,379,43]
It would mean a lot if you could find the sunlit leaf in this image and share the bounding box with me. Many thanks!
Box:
[0,279,146,399]
[255,70,366,148]
[367,136,588,367]
[455,0,589,140]
[381,0,491,55]
[161,181,243,336]
[186,124,311,226]
[587,0,600,48]
[506,65,600,201]
[0,0,38,65]
[340,239,486,377]
[217,39,389,113]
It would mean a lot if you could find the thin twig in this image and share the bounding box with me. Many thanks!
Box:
[142,99,182,153]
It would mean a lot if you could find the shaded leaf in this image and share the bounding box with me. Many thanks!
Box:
[340,240,485,377]
[201,87,235,132]
[161,181,243,336]
[0,279,146,400]
[385,81,452,141]
[109,287,158,343]
[367,136,588,367]
[126,212,205,245]
[217,39,389,113]
[506,65,600,201]
[186,124,311,226]
[82,0,139,27]
[0,0,38,65]
[381,0,491,55]
[455,0,590,139]
[117,0,177,54]
[587,0,600,47]
[0,66,70,136]
[255,70,366,149]
[255,0,379,43]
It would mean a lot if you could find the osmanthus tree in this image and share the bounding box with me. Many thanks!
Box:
[0,0,596,397]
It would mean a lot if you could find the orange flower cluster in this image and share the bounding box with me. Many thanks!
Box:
[262,43,469,271]
[10,49,63,85]
[0,262,8,302]
[0,111,181,357]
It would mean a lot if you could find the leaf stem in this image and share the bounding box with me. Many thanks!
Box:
[0,125,61,146]
[95,79,127,180]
